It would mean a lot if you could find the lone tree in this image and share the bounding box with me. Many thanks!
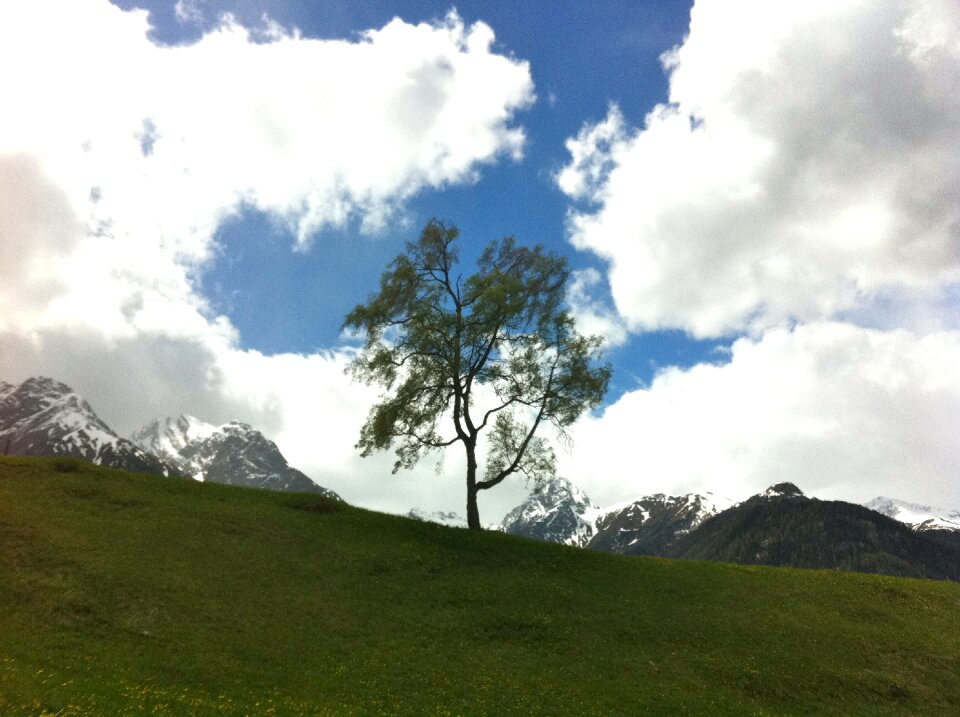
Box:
[344,220,611,530]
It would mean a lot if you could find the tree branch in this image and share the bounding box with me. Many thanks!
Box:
[475,363,556,492]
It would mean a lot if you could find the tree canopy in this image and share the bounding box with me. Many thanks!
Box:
[344,220,611,529]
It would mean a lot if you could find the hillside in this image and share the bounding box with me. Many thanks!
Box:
[2,457,960,716]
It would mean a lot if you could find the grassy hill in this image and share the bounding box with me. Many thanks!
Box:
[1,457,959,716]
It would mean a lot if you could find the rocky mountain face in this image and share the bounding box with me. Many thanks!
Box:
[497,476,732,554]
[668,483,960,581]
[132,415,341,499]
[0,377,178,476]
[500,476,600,546]
[587,492,732,556]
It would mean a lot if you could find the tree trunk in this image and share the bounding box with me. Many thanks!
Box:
[466,487,481,531]
[465,441,482,530]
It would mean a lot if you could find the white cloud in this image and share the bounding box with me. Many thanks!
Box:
[559,0,960,338]
[0,1,534,518]
[562,322,960,509]
[0,154,78,331]
[0,0,534,321]
[2,1,533,252]
[552,0,960,514]
[566,268,629,348]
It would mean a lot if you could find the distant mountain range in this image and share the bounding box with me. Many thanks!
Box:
[494,477,960,581]
[5,376,958,580]
[498,475,734,555]
[1,377,340,500]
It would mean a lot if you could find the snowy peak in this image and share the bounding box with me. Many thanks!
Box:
[1,376,108,433]
[132,415,341,499]
[499,476,739,552]
[761,482,806,500]
[0,376,177,476]
[588,491,734,556]
[865,497,960,532]
[131,414,217,469]
[501,476,599,547]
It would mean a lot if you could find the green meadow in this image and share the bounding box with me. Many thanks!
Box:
[1,456,958,716]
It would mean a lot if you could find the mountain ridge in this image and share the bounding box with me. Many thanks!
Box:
[1,377,339,499]
[495,477,960,581]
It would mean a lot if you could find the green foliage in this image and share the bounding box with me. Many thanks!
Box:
[485,412,555,485]
[2,457,960,716]
[344,220,611,528]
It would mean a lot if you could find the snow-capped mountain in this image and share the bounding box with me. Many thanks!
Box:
[132,415,341,499]
[405,508,468,528]
[759,482,807,501]
[0,376,340,498]
[0,377,177,476]
[864,497,960,532]
[130,414,217,468]
[498,475,734,553]
[501,476,600,546]
[587,492,734,556]
[485,477,960,580]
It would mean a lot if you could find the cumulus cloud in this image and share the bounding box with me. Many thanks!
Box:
[0,0,534,514]
[2,1,533,252]
[553,0,960,511]
[559,0,960,338]
[0,155,78,329]
[562,322,960,509]
[566,268,629,348]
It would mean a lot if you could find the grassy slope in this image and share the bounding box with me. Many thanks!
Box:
[1,457,959,716]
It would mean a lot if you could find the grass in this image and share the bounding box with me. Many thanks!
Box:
[1,456,959,716]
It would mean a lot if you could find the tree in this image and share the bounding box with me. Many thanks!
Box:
[344,220,611,530]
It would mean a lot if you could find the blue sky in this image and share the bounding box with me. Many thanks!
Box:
[1,0,958,519]
[141,0,713,401]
